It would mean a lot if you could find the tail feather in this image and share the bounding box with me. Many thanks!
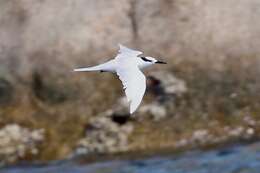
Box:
[73,64,105,72]
[74,60,116,72]
[73,67,98,72]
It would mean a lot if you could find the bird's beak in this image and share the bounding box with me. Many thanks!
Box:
[156,60,167,64]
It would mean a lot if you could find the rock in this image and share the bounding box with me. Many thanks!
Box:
[243,116,257,126]
[147,71,187,102]
[245,128,254,138]
[75,116,133,155]
[227,126,244,137]
[148,71,187,95]
[190,129,211,145]
[136,0,260,63]
[1,0,260,76]
[0,124,44,165]
[192,130,209,140]
[175,139,189,148]
[223,126,256,140]
[138,71,187,120]
[139,103,167,121]
[0,0,133,77]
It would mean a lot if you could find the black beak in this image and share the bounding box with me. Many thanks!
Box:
[156,60,167,64]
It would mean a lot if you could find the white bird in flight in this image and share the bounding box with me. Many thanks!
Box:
[74,44,166,114]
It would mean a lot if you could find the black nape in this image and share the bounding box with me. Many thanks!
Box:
[141,57,152,62]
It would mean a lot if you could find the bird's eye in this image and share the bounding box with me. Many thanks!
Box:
[141,57,152,62]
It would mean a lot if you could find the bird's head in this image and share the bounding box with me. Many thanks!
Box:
[138,56,167,68]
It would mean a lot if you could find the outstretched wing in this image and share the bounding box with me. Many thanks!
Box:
[116,66,146,114]
[118,44,143,57]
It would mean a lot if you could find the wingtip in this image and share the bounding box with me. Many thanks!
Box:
[118,43,126,50]
[129,105,138,114]
[119,43,131,50]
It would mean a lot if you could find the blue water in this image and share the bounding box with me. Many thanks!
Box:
[2,142,260,173]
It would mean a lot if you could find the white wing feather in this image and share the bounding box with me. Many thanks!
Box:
[116,66,146,114]
[118,44,143,57]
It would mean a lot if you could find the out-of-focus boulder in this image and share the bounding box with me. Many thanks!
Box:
[75,116,133,155]
[139,102,167,121]
[147,71,187,99]
[0,0,133,75]
[174,126,256,149]
[136,0,260,65]
[0,124,44,165]
[138,71,187,120]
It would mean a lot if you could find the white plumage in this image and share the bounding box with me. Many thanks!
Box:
[74,44,166,114]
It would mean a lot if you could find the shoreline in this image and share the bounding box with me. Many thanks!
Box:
[2,138,259,169]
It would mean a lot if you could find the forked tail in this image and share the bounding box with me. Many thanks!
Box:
[73,60,116,72]
[73,66,99,72]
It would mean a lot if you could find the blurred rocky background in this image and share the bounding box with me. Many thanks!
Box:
[0,0,260,165]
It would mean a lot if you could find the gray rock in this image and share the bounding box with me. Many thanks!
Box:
[191,129,210,145]
[0,0,133,71]
[139,103,167,121]
[136,0,260,63]
[0,124,44,165]
[1,0,260,76]
[76,116,133,155]
[138,71,187,120]
[147,71,187,99]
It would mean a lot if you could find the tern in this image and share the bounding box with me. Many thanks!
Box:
[74,44,166,114]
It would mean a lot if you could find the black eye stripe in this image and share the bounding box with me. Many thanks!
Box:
[141,57,152,62]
